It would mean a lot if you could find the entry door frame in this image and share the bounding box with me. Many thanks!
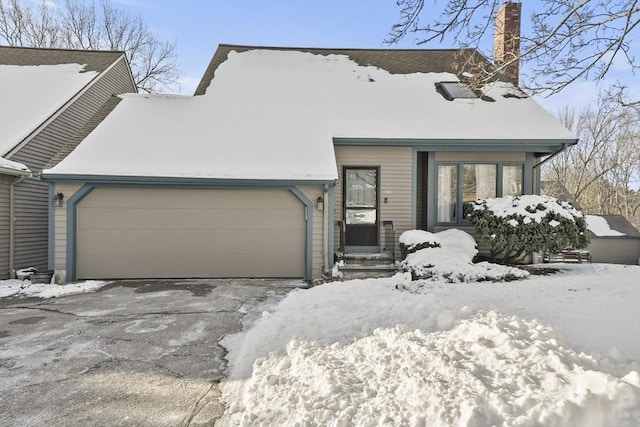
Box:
[343,166,380,251]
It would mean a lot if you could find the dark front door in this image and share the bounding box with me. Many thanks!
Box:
[344,167,379,247]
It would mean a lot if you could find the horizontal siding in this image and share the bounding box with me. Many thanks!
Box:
[435,152,526,162]
[297,184,326,278]
[334,146,413,256]
[13,178,48,271]
[0,177,10,279]
[53,183,85,272]
[6,58,134,277]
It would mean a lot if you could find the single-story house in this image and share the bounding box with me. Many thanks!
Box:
[42,3,577,282]
[0,46,136,279]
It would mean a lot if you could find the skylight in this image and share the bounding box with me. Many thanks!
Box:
[436,81,478,100]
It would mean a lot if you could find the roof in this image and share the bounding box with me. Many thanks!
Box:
[0,46,126,157]
[44,45,577,182]
[194,44,491,96]
[587,215,640,237]
[0,157,30,176]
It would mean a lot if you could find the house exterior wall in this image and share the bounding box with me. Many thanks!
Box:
[296,184,327,278]
[334,145,413,257]
[589,237,640,265]
[435,152,526,162]
[52,182,83,281]
[7,57,135,274]
[0,175,11,279]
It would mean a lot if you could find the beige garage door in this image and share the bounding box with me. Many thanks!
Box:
[76,188,306,279]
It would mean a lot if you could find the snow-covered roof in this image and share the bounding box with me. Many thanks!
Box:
[0,63,98,156]
[44,48,576,181]
[0,157,30,176]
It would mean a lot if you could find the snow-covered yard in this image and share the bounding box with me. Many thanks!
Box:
[219,263,640,426]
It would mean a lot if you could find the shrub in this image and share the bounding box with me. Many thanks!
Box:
[398,230,440,260]
[467,195,589,264]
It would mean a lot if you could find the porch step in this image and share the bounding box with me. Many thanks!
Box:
[343,252,394,267]
[337,253,399,279]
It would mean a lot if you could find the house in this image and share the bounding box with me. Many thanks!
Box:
[42,3,577,282]
[0,46,137,279]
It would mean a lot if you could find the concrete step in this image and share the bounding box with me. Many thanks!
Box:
[343,252,395,267]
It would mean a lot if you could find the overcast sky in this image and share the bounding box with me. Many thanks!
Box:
[114,0,638,113]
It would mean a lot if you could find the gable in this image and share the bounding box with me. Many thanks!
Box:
[0,46,126,157]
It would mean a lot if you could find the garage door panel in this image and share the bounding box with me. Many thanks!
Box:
[77,206,304,231]
[77,188,306,279]
[78,252,304,279]
[79,229,305,255]
[80,188,298,209]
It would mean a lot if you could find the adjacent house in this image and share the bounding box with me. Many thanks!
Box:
[42,3,578,282]
[0,46,136,279]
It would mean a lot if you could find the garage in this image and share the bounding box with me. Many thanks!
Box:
[75,187,306,279]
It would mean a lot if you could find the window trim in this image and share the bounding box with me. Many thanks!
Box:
[435,162,525,225]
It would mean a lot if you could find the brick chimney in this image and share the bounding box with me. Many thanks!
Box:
[493,2,521,85]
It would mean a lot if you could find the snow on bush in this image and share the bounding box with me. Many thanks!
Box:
[467,195,589,264]
[398,229,440,259]
[223,311,640,427]
[399,229,528,282]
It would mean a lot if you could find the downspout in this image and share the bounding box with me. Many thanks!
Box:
[9,175,29,278]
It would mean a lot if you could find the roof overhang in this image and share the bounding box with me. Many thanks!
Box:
[39,173,336,187]
[333,137,578,155]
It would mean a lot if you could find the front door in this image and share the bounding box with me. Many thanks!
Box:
[344,167,379,247]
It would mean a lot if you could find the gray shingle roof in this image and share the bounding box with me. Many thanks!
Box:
[0,45,124,72]
[194,44,493,96]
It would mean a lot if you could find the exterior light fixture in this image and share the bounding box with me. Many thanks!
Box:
[52,192,64,207]
[316,196,324,211]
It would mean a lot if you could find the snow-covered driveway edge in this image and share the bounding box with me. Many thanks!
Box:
[0,279,109,299]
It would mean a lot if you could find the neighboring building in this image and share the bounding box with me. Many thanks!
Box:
[0,46,136,279]
[42,3,577,282]
[586,215,640,265]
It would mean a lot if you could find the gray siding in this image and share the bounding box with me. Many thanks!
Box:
[0,176,11,279]
[7,57,135,272]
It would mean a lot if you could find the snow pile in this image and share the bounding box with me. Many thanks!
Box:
[219,264,640,426]
[224,311,640,427]
[0,63,97,155]
[400,229,528,282]
[586,215,625,236]
[477,195,583,224]
[0,279,109,299]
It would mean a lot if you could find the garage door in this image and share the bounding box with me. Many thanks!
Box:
[76,188,306,279]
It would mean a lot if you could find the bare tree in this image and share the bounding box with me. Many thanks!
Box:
[387,0,639,98]
[0,0,180,93]
[544,89,640,227]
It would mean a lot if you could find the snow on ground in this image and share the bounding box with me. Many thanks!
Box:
[0,279,108,299]
[220,264,640,426]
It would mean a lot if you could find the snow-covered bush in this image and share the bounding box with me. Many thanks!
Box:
[467,195,589,264]
[398,229,440,259]
[398,229,528,282]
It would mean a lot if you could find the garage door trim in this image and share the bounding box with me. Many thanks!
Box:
[64,183,313,281]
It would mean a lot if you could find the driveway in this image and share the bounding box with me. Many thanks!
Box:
[0,279,302,426]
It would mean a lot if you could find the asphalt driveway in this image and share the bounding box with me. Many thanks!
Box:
[0,279,302,426]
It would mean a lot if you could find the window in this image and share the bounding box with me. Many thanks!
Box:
[436,81,478,100]
[436,162,524,224]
